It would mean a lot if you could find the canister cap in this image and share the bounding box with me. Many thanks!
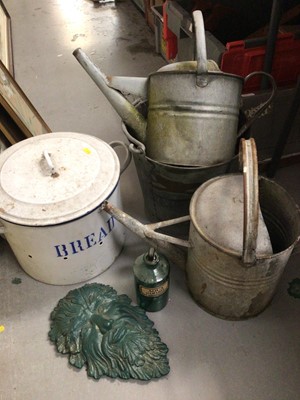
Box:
[0,132,120,226]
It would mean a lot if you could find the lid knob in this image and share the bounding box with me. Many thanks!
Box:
[42,150,59,178]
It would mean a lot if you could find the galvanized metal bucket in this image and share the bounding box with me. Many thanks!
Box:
[122,121,238,237]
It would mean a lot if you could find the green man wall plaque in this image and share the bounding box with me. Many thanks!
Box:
[49,283,170,380]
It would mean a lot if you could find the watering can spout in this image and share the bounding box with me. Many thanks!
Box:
[73,48,147,144]
[101,201,189,270]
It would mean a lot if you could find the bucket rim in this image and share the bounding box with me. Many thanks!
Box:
[121,122,237,171]
[148,69,245,83]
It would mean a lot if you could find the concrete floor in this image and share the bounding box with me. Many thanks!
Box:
[1,1,300,399]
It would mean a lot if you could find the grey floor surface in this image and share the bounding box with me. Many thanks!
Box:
[0,1,300,399]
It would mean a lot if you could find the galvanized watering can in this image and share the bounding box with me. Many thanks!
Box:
[73,11,276,167]
[101,139,300,319]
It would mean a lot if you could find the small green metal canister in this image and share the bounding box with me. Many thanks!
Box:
[133,248,170,312]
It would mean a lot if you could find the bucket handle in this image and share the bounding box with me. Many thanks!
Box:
[109,141,132,174]
[193,10,209,87]
[121,121,146,155]
[240,138,259,265]
[237,71,277,139]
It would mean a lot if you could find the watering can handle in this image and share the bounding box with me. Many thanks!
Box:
[240,138,259,265]
[237,72,277,139]
[193,11,208,87]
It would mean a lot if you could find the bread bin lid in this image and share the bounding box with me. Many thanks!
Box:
[0,132,120,226]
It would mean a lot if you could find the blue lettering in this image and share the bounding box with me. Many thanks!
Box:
[70,240,84,254]
[54,244,68,257]
[107,216,115,232]
[84,233,97,248]
[54,220,116,257]
[98,227,107,242]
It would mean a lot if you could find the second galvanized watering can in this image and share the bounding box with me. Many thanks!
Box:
[101,139,300,319]
[73,11,276,167]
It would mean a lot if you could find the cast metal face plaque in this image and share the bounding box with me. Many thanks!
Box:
[49,283,170,380]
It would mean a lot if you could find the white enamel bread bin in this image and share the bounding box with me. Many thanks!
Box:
[0,132,129,285]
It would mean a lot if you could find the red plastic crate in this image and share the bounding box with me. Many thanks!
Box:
[221,33,300,93]
[162,0,178,59]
